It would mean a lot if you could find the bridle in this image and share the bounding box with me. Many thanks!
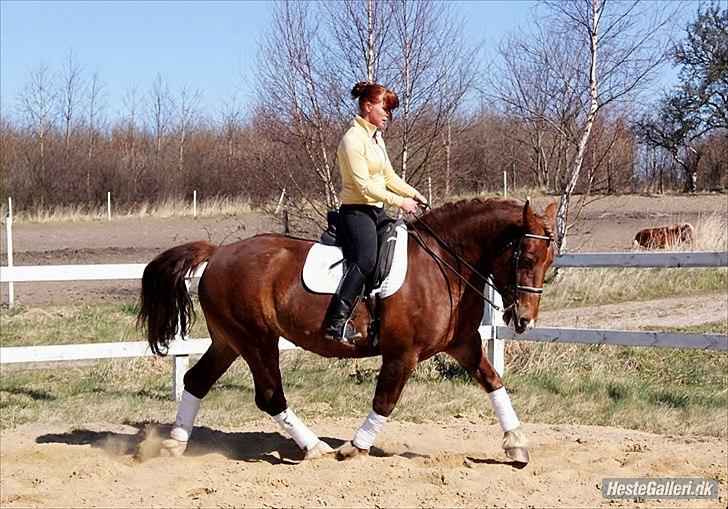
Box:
[407,208,552,313]
[507,233,553,297]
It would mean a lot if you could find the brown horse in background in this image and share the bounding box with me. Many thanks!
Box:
[138,198,557,463]
[634,223,695,249]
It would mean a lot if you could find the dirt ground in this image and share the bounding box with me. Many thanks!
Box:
[1,420,726,508]
[0,195,726,507]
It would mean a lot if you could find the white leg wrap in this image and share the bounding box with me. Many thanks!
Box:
[352,410,387,450]
[272,408,320,451]
[488,387,520,432]
[170,390,201,442]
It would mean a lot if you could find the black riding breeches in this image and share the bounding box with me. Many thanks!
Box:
[339,204,391,281]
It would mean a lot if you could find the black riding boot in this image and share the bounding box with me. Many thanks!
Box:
[324,264,367,342]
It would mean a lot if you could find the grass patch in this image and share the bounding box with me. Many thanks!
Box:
[2,291,725,436]
[4,195,255,224]
[541,267,727,311]
[498,339,727,436]
[0,302,209,347]
[1,335,725,437]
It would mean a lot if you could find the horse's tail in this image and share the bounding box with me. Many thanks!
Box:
[137,240,217,356]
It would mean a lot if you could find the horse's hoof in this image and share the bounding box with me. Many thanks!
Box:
[160,438,188,457]
[502,427,529,467]
[304,440,334,460]
[504,446,530,466]
[335,441,369,461]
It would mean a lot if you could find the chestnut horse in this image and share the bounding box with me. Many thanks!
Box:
[634,223,695,249]
[138,198,557,463]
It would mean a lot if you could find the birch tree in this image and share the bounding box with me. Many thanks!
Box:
[492,0,675,252]
[255,0,339,213]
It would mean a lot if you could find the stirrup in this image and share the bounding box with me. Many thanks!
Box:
[325,320,362,343]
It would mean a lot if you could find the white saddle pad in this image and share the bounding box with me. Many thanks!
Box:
[301,223,408,299]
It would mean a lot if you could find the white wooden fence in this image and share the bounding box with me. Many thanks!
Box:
[481,251,728,375]
[1,252,726,399]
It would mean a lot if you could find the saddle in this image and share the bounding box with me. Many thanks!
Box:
[302,213,409,345]
[317,210,402,292]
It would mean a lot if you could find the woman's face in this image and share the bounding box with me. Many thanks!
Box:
[363,93,390,129]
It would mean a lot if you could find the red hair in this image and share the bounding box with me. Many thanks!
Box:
[351,81,399,113]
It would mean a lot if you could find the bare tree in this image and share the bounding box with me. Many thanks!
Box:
[174,85,202,178]
[219,92,243,168]
[255,0,340,214]
[491,0,675,252]
[60,51,84,152]
[388,0,477,185]
[18,63,56,190]
[122,85,143,197]
[148,74,172,164]
[84,71,107,199]
[321,0,396,87]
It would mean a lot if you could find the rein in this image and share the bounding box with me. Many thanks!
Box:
[406,206,551,313]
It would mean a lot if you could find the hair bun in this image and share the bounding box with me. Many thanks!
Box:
[351,81,369,99]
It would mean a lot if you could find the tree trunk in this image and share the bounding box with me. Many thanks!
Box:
[555,0,601,254]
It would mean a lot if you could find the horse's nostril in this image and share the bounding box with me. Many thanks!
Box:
[518,317,529,329]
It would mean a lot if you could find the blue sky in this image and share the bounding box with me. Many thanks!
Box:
[0,0,539,119]
[0,0,692,121]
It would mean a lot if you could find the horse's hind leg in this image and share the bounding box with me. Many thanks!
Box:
[161,339,238,457]
[448,335,529,466]
[241,334,333,460]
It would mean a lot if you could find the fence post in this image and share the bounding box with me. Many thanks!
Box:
[503,171,507,198]
[428,176,432,205]
[107,191,111,221]
[5,197,14,307]
[172,278,191,400]
[192,190,197,218]
[482,278,505,376]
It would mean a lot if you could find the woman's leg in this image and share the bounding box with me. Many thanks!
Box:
[324,205,378,342]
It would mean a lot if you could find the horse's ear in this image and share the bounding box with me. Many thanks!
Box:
[523,198,538,231]
[544,201,558,228]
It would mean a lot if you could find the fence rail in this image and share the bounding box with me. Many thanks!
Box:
[1,250,727,397]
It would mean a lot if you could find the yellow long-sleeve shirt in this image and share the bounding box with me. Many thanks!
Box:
[338,116,417,207]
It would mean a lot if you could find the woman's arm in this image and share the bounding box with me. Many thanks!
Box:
[380,140,425,203]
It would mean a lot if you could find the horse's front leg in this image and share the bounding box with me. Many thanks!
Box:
[336,350,419,460]
[448,336,529,466]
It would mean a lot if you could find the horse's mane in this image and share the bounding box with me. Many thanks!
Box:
[415,197,523,228]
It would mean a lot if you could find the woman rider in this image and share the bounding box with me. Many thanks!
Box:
[324,81,427,342]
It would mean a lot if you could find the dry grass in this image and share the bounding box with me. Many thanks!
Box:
[5,196,254,224]
[2,343,725,437]
[541,266,726,311]
[683,211,727,251]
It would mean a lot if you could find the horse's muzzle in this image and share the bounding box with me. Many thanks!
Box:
[504,310,534,334]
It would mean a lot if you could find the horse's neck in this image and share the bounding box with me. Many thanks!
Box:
[427,209,518,270]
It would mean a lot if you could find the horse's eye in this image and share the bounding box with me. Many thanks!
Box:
[520,257,535,269]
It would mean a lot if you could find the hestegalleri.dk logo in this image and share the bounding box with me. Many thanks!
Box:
[602,478,719,499]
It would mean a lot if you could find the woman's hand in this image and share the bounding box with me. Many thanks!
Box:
[400,197,419,214]
[413,192,428,206]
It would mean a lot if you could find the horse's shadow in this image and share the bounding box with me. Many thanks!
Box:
[35,422,346,465]
[35,423,521,468]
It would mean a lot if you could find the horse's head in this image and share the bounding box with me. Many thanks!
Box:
[491,200,557,334]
